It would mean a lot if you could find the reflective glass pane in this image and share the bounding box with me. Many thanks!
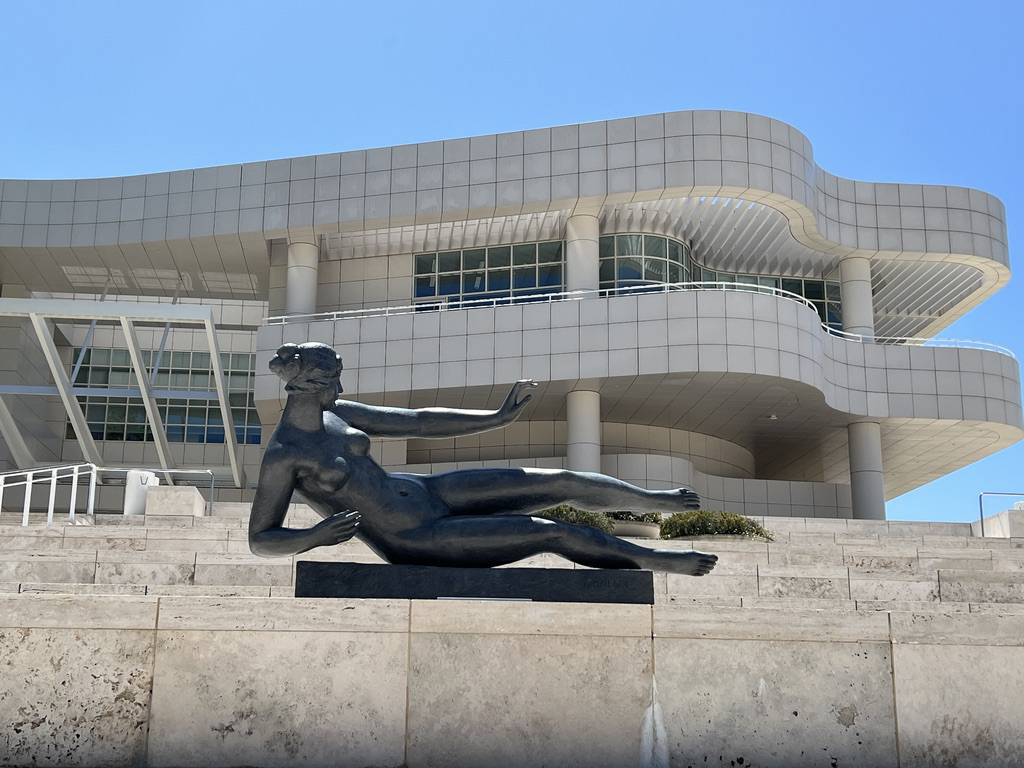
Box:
[781,278,803,295]
[109,369,131,386]
[93,349,110,365]
[804,280,825,300]
[701,267,717,281]
[462,248,486,271]
[86,404,106,421]
[415,275,436,297]
[125,425,146,441]
[617,258,643,281]
[813,301,828,321]
[758,276,780,288]
[668,240,683,263]
[111,349,130,366]
[645,259,666,281]
[513,267,537,289]
[488,269,511,292]
[513,244,537,265]
[599,236,615,259]
[645,236,666,259]
[617,235,643,256]
[193,352,211,369]
[668,263,682,282]
[186,426,205,443]
[538,241,563,263]
[127,405,147,423]
[231,353,249,370]
[89,368,109,384]
[438,273,460,295]
[463,271,486,293]
[105,427,124,441]
[736,275,759,285]
[537,264,562,287]
[827,302,842,325]
[826,282,842,301]
[206,427,225,444]
[438,251,461,272]
[172,351,190,368]
[599,259,615,282]
[488,246,511,268]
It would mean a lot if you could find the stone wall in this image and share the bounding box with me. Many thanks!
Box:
[3,593,1024,768]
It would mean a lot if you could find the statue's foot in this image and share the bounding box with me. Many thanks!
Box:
[651,549,718,576]
[650,487,701,511]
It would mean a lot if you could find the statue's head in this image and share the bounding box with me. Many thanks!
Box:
[270,342,342,394]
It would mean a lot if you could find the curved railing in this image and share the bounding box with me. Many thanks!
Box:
[265,281,1016,359]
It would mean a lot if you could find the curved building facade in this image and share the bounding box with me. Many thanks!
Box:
[0,110,1020,518]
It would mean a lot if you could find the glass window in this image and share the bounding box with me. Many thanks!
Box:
[537,264,562,287]
[438,273,460,295]
[617,235,643,256]
[463,272,486,293]
[438,251,461,272]
[668,240,683,263]
[668,263,683,282]
[827,282,842,301]
[645,236,666,259]
[488,269,511,292]
[513,244,537,265]
[618,258,643,282]
[487,246,511,268]
[171,351,190,368]
[758,276,780,289]
[599,236,615,259]
[462,249,486,271]
[538,241,563,263]
[415,276,436,297]
[781,278,803,295]
[644,259,666,281]
[513,267,537,290]
[599,259,615,282]
[804,280,825,301]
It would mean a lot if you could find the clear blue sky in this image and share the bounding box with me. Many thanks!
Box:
[2,1,1021,523]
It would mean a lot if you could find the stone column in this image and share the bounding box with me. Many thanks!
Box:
[286,239,319,316]
[566,389,601,473]
[565,214,600,293]
[839,255,874,339]
[848,420,885,520]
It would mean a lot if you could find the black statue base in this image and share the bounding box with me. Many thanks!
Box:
[295,562,655,604]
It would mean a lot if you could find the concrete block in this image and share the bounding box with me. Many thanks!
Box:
[654,606,896,767]
[0,610,155,766]
[145,486,207,517]
[758,566,851,599]
[893,642,1024,768]
[849,571,940,602]
[148,629,407,768]
[406,600,651,768]
[938,570,1024,603]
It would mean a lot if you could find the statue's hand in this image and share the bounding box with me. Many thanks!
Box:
[498,379,537,423]
[312,509,361,547]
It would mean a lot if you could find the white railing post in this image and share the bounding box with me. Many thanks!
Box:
[0,475,5,521]
[47,467,58,525]
[68,465,80,523]
[86,465,97,517]
[22,470,34,526]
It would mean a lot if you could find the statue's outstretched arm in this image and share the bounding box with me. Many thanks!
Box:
[248,450,360,557]
[333,379,537,438]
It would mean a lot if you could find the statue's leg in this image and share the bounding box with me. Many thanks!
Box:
[422,467,700,515]
[388,514,717,576]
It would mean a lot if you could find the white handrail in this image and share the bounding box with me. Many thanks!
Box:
[0,464,217,526]
[264,281,1015,359]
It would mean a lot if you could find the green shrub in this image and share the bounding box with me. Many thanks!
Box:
[660,510,774,540]
[608,510,662,524]
[536,504,615,533]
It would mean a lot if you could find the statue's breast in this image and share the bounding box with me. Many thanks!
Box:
[300,455,350,494]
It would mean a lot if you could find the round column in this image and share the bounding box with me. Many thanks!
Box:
[566,390,601,473]
[286,239,319,316]
[848,420,885,520]
[839,255,875,339]
[566,214,600,293]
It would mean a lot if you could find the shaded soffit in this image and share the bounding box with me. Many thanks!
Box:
[363,374,1019,500]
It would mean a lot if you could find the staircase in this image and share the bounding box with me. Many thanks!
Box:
[3,508,1022,610]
